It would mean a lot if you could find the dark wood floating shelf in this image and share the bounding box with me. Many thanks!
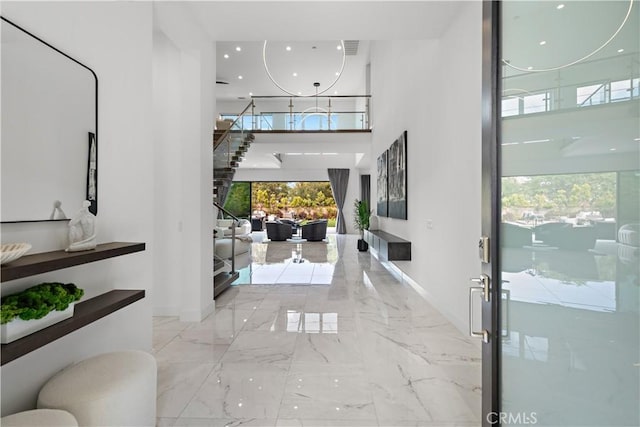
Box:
[1,242,145,282]
[1,289,145,365]
[364,229,412,261]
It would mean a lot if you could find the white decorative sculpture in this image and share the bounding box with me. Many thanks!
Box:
[49,200,67,220]
[66,201,97,252]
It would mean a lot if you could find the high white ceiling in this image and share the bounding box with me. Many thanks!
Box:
[200,1,463,100]
[216,40,370,100]
[189,1,466,170]
[187,1,464,41]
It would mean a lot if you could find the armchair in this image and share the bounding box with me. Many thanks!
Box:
[301,220,328,241]
[266,221,293,241]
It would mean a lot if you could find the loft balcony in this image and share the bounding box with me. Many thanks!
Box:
[218,95,371,133]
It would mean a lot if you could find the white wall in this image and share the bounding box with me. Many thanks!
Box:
[0,1,154,415]
[234,168,362,234]
[151,31,183,316]
[152,3,215,320]
[368,2,482,333]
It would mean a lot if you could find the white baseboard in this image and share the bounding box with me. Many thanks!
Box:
[153,306,179,317]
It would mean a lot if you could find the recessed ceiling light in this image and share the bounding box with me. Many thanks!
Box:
[292,72,298,77]
[618,48,625,53]
[235,46,242,52]
[238,75,243,79]
[336,45,342,50]
[334,90,338,95]
[249,92,253,96]
[297,91,301,95]
[286,46,292,51]
[609,148,617,151]
[557,4,565,9]
[539,41,547,46]
[223,54,229,59]
[634,137,640,141]
[335,72,340,76]
[527,66,533,70]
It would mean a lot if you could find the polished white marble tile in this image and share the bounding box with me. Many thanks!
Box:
[276,274,313,284]
[154,328,182,354]
[155,234,480,426]
[154,330,230,364]
[157,362,216,417]
[184,309,255,345]
[259,294,308,310]
[275,419,379,426]
[292,332,363,365]
[181,363,288,419]
[241,308,287,332]
[220,331,297,366]
[173,418,276,427]
[369,362,479,423]
[156,417,176,427]
[279,364,376,420]
[154,316,194,331]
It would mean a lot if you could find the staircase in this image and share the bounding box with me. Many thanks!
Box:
[213,130,254,204]
[213,102,254,298]
[214,254,236,298]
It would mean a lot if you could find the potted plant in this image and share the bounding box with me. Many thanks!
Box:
[1,282,84,343]
[354,199,371,251]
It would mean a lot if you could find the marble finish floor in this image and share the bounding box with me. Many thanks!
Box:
[154,234,481,427]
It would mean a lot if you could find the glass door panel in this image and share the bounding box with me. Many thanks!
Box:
[500,1,639,425]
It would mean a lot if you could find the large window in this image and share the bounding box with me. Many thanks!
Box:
[222,182,250,218]
[221,181,338,226]
[251,181,336,225]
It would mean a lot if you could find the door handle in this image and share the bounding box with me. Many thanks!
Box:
[470,274,490,301]
[469,275,490,344]
[501,288,511,338]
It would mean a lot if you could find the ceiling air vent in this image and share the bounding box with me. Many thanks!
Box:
[343,40,359,56]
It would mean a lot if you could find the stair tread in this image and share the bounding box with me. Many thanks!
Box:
[214,271,239,298]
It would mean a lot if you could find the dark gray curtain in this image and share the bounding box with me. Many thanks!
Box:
[217,185,230,213]
[327,168,350,234]
[360,175,371,210]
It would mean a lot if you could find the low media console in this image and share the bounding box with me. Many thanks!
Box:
[363,229,411,261]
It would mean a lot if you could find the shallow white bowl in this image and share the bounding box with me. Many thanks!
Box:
[1,243,32,265]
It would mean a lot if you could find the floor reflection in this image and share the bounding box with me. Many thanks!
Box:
[234,234,338,285]
[502,247,618,312]
[501,246,639,425]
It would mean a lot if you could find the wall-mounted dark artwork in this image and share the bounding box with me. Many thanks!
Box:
[388,131,407,219]
[86,132,98,215]
[376,149,388,217]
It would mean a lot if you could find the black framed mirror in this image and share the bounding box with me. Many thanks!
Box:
[1,16,98,223]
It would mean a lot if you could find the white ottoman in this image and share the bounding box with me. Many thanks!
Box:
[37,350,157,427]
[1,409,78,426]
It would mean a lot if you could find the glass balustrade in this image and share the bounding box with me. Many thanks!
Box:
[220,95,371,131]
[502,53,639,117]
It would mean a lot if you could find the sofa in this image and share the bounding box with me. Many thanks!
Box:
[266,221,293,241]
[216,218,251,238]
[301,220,328,241]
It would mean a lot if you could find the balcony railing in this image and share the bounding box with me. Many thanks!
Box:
[221,95,371,132]
[502,52,639,118]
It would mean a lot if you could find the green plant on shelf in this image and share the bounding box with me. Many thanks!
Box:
[1,283,84,324]
[354,199,371,238]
